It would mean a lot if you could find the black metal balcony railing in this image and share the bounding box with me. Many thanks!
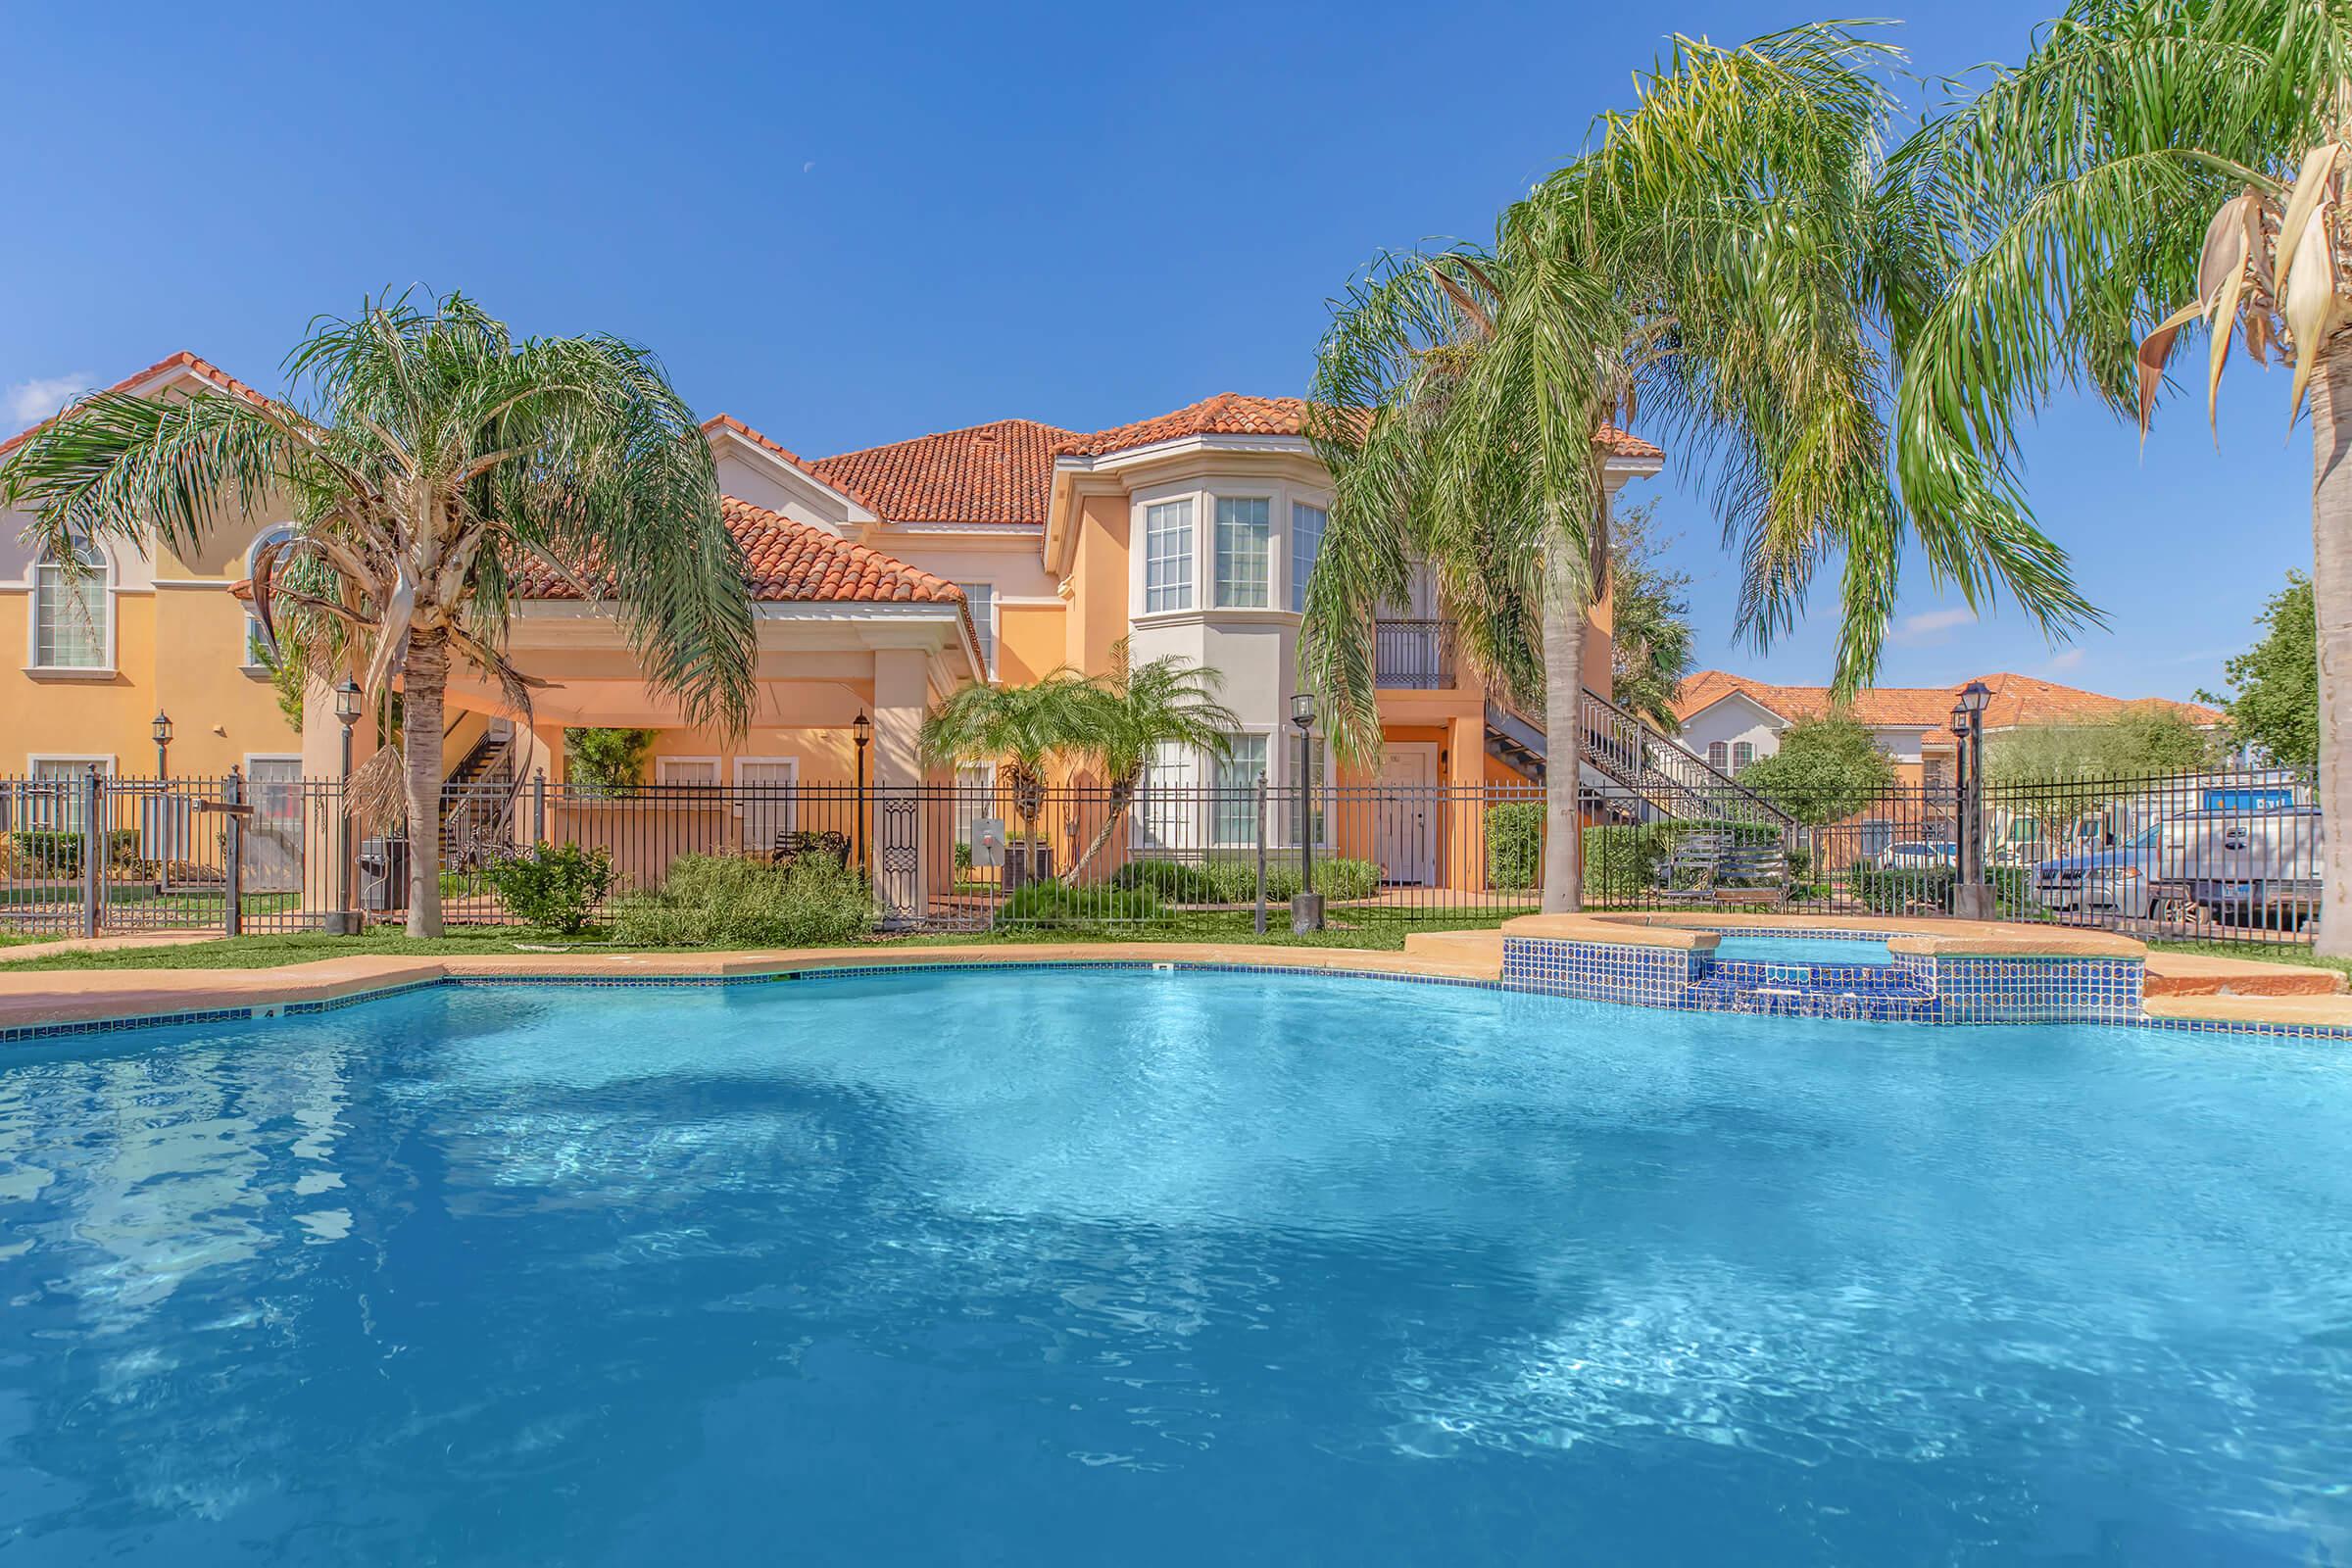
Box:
[1374,618,1456,689]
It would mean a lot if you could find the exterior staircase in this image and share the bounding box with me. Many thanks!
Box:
[1486,688,1791,830]
[440,721,516,868]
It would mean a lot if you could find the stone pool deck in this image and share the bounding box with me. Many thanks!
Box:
[0,922,2345,1037]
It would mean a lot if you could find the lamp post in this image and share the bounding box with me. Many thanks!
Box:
[1952,680,1993,919]
[852,710,872,869]
[1290,691,1323,933]
[334,678,363,932]
[150,710,173,894]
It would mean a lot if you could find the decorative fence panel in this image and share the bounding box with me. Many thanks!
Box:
[0,763,2322,948]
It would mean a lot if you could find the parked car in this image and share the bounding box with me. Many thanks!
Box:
[1874,841,1957,870]
[2032,808,2322,924]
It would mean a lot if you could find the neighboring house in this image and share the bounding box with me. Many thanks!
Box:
[1670,670,2226,796]
[0,356,1665,894]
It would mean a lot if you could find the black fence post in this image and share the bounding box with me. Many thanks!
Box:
[534,768,547,844]
[1254,772,1268,935]
[79,765,101,939]
[222,767,245,938]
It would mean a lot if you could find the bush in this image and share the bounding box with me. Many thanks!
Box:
[609,853,876,947]
[1584,823,1666,900]
[1845,863,1953,913]
[480,842,614,934]
[7,828,142,878]
[1487,803,1544,891]
[999,882,1163,925]
[1108,855,1380,905]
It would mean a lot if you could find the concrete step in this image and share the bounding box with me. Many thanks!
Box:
[2142,951,2344,999]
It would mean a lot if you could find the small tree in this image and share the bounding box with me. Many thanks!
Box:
[2200,572,2319,768]
[1062,641,1239,881]
[564,727,658,796]
[1984,710,2218,787]
[1606,499,1694,732]
[919,669,1099,863]
[1735,715,1895,826]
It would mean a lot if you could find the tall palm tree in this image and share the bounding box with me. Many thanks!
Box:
[1304,23,2094,912]
[1062,640,1241,881]
[1890,0,2352,951]
[919,667,1099,874]
[2,291,757,936]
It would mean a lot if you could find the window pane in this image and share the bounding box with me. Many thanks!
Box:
[956,582,997,675]
[1733,742,1755,769]
[1144,501,1194,612]
[1291,503,1325,612]
[34,549,105,668]
[1707,742,1728,770]
[1137,742,1197,849]
[1214,734,1267,844]
[1214,498,1270,608]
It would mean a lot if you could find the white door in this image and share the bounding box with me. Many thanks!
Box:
[1375,747,1437,886]
[736,759,799,854]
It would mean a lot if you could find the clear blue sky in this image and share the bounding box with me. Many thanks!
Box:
[0,1,2301,706]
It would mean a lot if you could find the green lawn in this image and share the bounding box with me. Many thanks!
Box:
[2144,937,2351,980]
[0,906,1534,971]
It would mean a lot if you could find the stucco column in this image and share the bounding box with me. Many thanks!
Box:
[871,648,931,919]
[1447,712,1488,894]
[296,673,380,924]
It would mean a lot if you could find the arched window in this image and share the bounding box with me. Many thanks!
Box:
[31,538,110,669]
[1706,740,1729,771]
[244,524,298,665]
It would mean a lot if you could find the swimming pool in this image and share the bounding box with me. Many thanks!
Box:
[2,968,2346,1564]
[1708,933,1894,968]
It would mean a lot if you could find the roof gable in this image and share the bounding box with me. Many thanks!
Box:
[811,418,1076,528]
[1,351,272,459]
[1671,668,2224,731]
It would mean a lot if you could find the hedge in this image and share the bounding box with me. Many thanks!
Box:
[1108,856,1380,905]
[999,882,1163,925]
[1486,803,1544,890]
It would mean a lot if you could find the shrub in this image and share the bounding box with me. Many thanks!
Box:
[609,853,876,947]
[480,842,614,935]
[1845,863,1953,913]
[1487,803,1544,891]
[998,882,1163,925]
[1108,855,1379,905]
[1584,823,1666,900]
[6,828,142,878]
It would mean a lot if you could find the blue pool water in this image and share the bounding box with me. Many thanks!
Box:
[1710,934,1894,968]
[2,971,2349,1565]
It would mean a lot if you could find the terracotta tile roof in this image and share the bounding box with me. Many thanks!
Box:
[808,418,1078,528]
[1672,669,2224,731]
[700,414,881,514]
[0,351,273,459]
[1052,392,1664,461]
[512,496,968,606]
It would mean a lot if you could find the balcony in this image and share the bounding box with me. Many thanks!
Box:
[1375,618,1456,690]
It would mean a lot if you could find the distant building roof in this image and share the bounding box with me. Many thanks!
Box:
[1672,669,2224,732]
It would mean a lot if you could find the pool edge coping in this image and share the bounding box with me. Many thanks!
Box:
[2,938,2349,1044]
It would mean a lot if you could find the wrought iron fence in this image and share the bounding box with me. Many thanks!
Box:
[0,763,2324,948]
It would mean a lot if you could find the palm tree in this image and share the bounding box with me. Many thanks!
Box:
[1304,23,2094,912]
[1891,0,2352,952]
[1061,640,1241,881]
[919,667,1099,878]
[1,291,757,937]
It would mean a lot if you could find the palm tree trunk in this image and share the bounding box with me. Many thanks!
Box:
[2311,355,2352,957]
[402,628,449,939]
[1541,535,1589,914]
[1062,778,1137,885]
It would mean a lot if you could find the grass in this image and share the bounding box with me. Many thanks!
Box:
[2144,937,2351,979]
[0,906,1536,971]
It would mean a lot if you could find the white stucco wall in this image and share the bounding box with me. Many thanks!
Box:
[1675,692,1785,770]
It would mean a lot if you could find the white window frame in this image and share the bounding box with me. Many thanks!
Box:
[21,754,115,832]
[954,761,998,849]
[1211,730,1272,847]
[242,524,299,670]
[1142,498,1196,613]
[1133,740,1200,851]
[733,756,802,838]
[956,581,999,677]
[1290,501,1327,614]
[655,756,723,787]
[1707,741,1729,770]
[1212,496,1273,609]
[1733,741,1756,770]
[26,538,115,675]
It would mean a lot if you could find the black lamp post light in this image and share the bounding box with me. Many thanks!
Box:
[1951,679,1992,919]
[151,709,172,779]
[852,710,872,867]
[333,678,365,933]
[1290,690,1323,933]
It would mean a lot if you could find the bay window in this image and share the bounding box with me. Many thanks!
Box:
[1291,502,1325,612]
[1213,498,1270,608]
[1144,500,1194,612]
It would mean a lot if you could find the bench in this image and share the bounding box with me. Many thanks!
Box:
[1653,831,1788,906]
[771,829,851,869]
